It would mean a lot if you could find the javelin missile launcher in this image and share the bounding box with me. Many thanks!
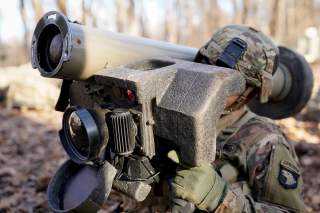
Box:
[31,11,313,212]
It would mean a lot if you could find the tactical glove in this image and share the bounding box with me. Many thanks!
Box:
[171,163,227,212]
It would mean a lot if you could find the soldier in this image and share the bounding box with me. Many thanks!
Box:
[170,25,305,212]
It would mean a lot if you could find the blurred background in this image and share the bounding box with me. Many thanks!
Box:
[0,0,320,212]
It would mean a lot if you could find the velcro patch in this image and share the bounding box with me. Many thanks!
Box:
[278,160,300,189]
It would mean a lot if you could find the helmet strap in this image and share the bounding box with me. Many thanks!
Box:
[224,86,256,114]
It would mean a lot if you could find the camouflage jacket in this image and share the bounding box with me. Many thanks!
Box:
[214,109,305,213]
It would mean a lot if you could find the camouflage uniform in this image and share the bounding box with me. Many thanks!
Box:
[214,108,305,212]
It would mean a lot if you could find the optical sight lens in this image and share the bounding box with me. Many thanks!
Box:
[48,33,63,67]
[68,111,89,157]
[60,107,106,164]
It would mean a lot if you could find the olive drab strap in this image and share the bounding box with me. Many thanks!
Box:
[260,70,273,103]
[259,47,278,103]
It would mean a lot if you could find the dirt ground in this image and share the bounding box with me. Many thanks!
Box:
[0,108,319,213]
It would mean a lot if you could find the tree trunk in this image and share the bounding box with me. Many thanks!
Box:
[269,0,279,37]
[139,0,147,37]
[32,0,43,22]
[116,0,125,32]
[164,0,178,42]
[82,0,86,24]
[57,0,67,16]
[242,0,250,24]
[82,0,97,27]
[176,0,183,44]
[19,0,28,60]
[204,0,219,40]
[231,0,240,24]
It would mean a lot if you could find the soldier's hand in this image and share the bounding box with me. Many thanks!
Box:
[171,163,227,212]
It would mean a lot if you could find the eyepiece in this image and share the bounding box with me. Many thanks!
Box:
[68,111,90,157]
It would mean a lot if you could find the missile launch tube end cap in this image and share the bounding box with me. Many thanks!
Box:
[47,160,117,213]
[31,11,72,78]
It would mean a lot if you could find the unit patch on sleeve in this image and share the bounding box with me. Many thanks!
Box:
[278,160,300,189]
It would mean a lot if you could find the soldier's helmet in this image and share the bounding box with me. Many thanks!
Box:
[198,25,279,103]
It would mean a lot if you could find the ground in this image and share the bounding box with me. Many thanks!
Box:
[0,108,319,213]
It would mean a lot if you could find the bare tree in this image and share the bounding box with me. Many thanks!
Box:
[139,0,147,37]
[116,0,126,32]
[82,0,87,24]
[57,0,67,16]
[176,0,183,43]
[242,0,250,24]
[32,0,43,22]
[305,0,316,27]
[164,0,178,42]
[82,0,97,26]
[19,0,28,59]
[203,0,220,40]
[231,0,241,24]
[0,11,2,45]
[269,0,279,37]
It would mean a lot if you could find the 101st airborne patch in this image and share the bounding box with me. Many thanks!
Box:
[278,160,300,189]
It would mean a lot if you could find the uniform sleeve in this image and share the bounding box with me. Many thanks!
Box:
[215,119,305,213]
[215,187,292,212]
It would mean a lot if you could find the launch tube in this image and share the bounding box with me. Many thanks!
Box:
[31,11,198,80]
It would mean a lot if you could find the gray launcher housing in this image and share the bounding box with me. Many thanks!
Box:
[69,57,246,166]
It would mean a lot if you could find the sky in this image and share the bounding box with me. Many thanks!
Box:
[0,1,24,42]
[0,0,58,42]
[0,0,234,42]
